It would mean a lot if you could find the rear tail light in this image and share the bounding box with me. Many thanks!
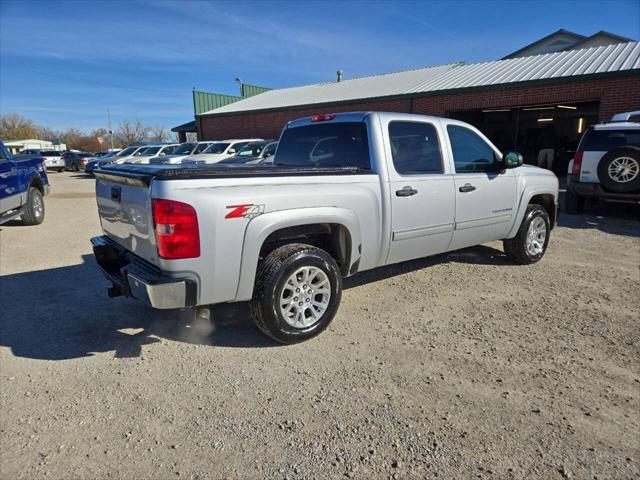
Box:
[152,199,200,259]
[310,114,336,122]
[571,151,583,177]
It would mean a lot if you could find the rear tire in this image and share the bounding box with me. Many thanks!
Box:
[596,147,640,193]
[503,204,550,265]
[71,163,79,172]
[565,191,584,214]
[250,243,342,344]
[20,187,45,226]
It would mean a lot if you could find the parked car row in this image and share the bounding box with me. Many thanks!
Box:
[83,139,279,174]
[17,149,120,173]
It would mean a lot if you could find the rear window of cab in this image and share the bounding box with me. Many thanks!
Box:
[274,122,371,169]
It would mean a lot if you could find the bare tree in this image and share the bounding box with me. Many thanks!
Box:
[37,126,68,144]
[0,113,37,140]
[117,119,150,146]
[149,125,169,142]
[186,132,198,142]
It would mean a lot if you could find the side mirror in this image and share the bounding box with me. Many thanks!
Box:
[502,151,523,169]
[228,148,236,154]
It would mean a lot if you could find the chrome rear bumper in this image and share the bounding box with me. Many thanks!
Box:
[91,236,197,309]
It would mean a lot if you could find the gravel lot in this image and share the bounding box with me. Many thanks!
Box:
[1,171,639,480]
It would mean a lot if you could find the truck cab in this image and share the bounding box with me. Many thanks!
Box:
[0,140,49,225]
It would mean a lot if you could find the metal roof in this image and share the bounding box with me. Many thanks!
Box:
[408,41,640,92]
[241,83,272,97]
[201,42,639,116]
[193,90,243,115]
[200,63,458,115]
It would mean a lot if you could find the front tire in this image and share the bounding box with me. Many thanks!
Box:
[20,187,45,226]
[250,243,342,344]
[503,204,550,265]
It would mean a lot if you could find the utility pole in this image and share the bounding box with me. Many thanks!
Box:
[107,109,114,150]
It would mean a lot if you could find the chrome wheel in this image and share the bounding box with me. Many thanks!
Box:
[280,266,331,328]
[608,156,639,183]
[526,216,546,256]
[33,193,44,219]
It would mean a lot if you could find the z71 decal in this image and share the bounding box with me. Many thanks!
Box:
[225,204,265,219]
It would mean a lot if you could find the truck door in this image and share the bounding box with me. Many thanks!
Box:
[0,144,22,213]
[444,125,517,251]
[385,119,455,264]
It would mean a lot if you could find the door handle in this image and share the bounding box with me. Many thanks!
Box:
[459,183,476,193]
[111,186,121,202]
[396,186,418,197]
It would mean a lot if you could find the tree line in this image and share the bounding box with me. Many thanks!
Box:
[0,113,177,152]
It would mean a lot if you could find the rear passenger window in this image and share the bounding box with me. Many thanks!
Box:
[389,121,443,174]
[447,125,496,173]
[583,129,640,150]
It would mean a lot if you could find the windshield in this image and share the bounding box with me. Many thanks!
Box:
[116,147,138,156]
[136,146,161,156]
[41,151,61,157]
[236,143,266,157]
[194,143,211,153]
[202,142,230,154]
[264,142,277,156]
[172,143,196,155]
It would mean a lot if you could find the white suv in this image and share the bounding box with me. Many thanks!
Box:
[566,113,640,213]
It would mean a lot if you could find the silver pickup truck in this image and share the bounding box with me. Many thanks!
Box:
[91,112,558,343]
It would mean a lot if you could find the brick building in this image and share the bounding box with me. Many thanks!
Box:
[195,38,639,174]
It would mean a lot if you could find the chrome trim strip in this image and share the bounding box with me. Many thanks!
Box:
[455,214,512,230]
[393,222,454,241]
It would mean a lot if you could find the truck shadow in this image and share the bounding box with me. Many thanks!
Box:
[344,245,511,289]
[0,246,510,360]
[0,255,278,361]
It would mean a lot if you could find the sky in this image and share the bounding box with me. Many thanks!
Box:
[1,0,639,132]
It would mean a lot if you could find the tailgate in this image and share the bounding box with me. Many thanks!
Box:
[95,170,159,264]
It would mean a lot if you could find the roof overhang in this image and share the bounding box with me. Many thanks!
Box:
[171,120,197,133]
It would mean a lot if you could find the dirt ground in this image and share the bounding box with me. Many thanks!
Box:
[1,172,639,480]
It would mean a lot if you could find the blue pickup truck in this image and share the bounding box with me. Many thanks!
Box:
[0,140,49,225]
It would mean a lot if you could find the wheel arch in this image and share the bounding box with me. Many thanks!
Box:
[29,173,44,194]
[234,207,361,301]
[529,193,556,228]
[506,186,558,238]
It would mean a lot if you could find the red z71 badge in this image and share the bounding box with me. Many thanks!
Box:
[225,204,265,219]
